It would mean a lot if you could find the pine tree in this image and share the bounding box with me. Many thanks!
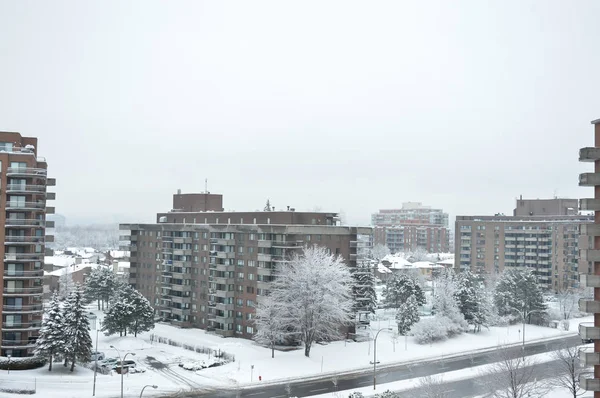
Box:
[35,292,66,371]
[395,295,420,335]
[58,267,75,300]
[351,262,378,314]
[126,287,155,337]
[102,298,132,337]
[84,266,120,310]
[494,268,546,323]
[383,273,426,311]
[62,284,93,371]
[455,271,491,332]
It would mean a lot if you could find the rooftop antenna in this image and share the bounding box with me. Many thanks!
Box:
[204,178,209,194]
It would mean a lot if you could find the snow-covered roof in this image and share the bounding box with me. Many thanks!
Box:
[411,261,443,269]
[44,255,76,268]
[46,263,96,277]
[109,250,128,259]
[117,261,130,269]
[385,257,414,270]
[436,258,455,266]
[376,264,392,274]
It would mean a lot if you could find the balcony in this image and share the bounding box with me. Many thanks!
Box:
[257,267,273,276]
[580,198,600,211]
[580,274,600,288]
[5,236,45,245]
[3,286,43,296]
[0,340,36,349]
[2,304,43,314]
[580,249,600,262]
[580,346,600,367]
[581,224,600,237]
[211,238,235,246]
[579,298,600,313]
[171,308,191,317]
[215,264,236,272]
[5,184,46,194]
[47,178,56,186]
[580,375,600,391]
[170,284,192,293]
[46,192,56,200]
[580,173,600,187]
[580,147,600,162]
[257,240,272,248]
[2,322,42,331]
[209,251,235,259]
[216,303,234,311]
[3,270,44,279]
[579,322,600,340]
[258,254,272,262]
[257,281,270,290]
[214,277,235,285]
[6,167,47,177]
[5,202,45,211]
[4,253,44,262]
[215,290,235,299]
[272,241,301,249]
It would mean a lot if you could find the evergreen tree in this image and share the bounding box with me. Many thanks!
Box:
[35,292,66,371]
[455,271,491,332]
[102,297,132,337]
[395,295,420,335]
[84,266,120,310]
[58,267,74,300]
[126,287,155,337]
[383,273,426,311]
[351,262,378,314]
[494,268,546,323]
[432,268,468,332]
[62,284,93,371]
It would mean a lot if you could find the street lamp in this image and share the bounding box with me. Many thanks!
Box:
[512,307,544,357]
[7,354,10,375]
[370,327,392,390]
[110,345,136,398]
[139,385,158,398]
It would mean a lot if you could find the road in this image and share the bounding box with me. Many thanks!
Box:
[172,334,581,398]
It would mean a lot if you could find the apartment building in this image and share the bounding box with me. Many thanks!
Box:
[120,191,371,339]
[372,203,450,253]
[0,132,55,357]
[455,198,591,291]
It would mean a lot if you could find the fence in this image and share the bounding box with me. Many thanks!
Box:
[0,379,36,394]
[149,333,235,363]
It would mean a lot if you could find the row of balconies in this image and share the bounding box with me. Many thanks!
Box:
[0,340,36,349]
[2,304,43,314]
[2,286,43,296]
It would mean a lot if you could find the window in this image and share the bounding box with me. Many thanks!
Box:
[248,273,255,281]
[237,259,244,267]
[246,286,254,293]
[237,272,244,280]
[246,326,254,334]
[247,260,256,267]
[238,246,244,254]
[236,298,244,306]
[246,300,254,307]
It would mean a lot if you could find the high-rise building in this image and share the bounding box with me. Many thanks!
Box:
[577,118,600,395]
[455,211,591,291]
[120,191,371,339]
[0,132,55,357]
[371,203,450,253]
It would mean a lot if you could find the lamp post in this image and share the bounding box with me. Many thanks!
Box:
[139,384,158,398]
[370,327,392,390]
[7,354,10,375]
[511,306,543,358]
[110,345,135,398]
[93,320,101,396]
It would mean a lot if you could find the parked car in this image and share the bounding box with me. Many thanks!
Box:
[99,358,118,368]
[90,352,105,361]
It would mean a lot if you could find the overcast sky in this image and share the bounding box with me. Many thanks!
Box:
[1,1,599,226]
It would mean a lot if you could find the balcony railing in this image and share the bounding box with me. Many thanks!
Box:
[2,322,42,330]
[1,340,37,348]
[5,202,45,210]
[3,287,44,295]
[6,167,47,177]
[4,219,45,227]
[3,270,44,279]
[2,304,43,312]
[5,184,46,193]
[4,253,44,261]
[5,236,45,244]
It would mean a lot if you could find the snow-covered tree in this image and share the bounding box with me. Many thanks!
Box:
[370,244,390,260]
[395,295,420,335]
[102,299,131,337]
[494,268,546,324]
[253,295,287,358]
[556,288,583,320]
[549,344,589,398]
[35,292,66,371]
[383,273,426,311]
[125,287,155,337]
[351,262,377,314]
[84,266,121,310]
[269,246,353,357]
[455,271,491,332]
[58,267,74,300]
[62,284,93,371]
[432,268,468,333]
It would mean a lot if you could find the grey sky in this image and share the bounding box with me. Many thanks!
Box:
[1,0,599,226]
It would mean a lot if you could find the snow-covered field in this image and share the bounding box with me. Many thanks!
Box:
[0,304,588,398]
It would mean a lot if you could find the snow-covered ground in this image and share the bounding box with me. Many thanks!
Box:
[0,304,588,398]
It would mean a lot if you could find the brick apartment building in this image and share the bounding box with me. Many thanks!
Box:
[0,132,55,357]
[120,191,371,339]
[455,198,591,291]
[372,203,450,253]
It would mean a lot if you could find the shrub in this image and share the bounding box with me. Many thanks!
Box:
[411,317,449,344]
[0,356,46,370]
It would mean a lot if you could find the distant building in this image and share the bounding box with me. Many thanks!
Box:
[0,131,56,357]
[120,190,372,338]
[372,203,450,253]
[455,198,591,291]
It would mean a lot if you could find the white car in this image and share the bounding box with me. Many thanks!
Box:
[90,352,105,361]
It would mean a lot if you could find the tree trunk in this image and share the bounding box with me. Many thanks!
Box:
[271,343,274,358]
[70,359,75,372]
[134,329,137,338]
[97,299,101,310]
[48,354,53,371]
[64,357,68,367]
[304,342,311,357]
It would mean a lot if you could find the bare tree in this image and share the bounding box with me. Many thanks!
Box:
[479,346,549,398]
[417,375,449,398]
[556,288,582,319]
[253,295,287,358]
[548,344,589,397]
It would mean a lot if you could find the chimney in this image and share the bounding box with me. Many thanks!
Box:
[177,189,181,195]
